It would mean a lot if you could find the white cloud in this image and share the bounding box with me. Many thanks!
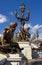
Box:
[0,14,7,23]
[24,24,32,29]
[31,24,42,33]
[40,25,42,28]
[0,34,2,37]
[24,24,42,40]
[24,24,42,32]
[39,33,42,40]
[30,24,42,40]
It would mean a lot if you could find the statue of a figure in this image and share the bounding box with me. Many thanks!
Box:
[0,22,24,53]
[14,3,30,41]
[18,22,25,41]
[18,22,30,41]
[24,27,30,41]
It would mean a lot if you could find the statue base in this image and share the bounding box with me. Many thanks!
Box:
[0,54,22,65]
[18,42,32,60]
[0,42,32,65]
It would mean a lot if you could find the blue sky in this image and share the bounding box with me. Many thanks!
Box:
[0,0,42,39]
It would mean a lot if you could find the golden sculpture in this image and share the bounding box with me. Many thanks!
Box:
[0,22,24,53]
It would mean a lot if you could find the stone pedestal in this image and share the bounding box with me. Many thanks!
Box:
[0,42,32,65]
[18,42,32,60]
[0,54,22,65]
